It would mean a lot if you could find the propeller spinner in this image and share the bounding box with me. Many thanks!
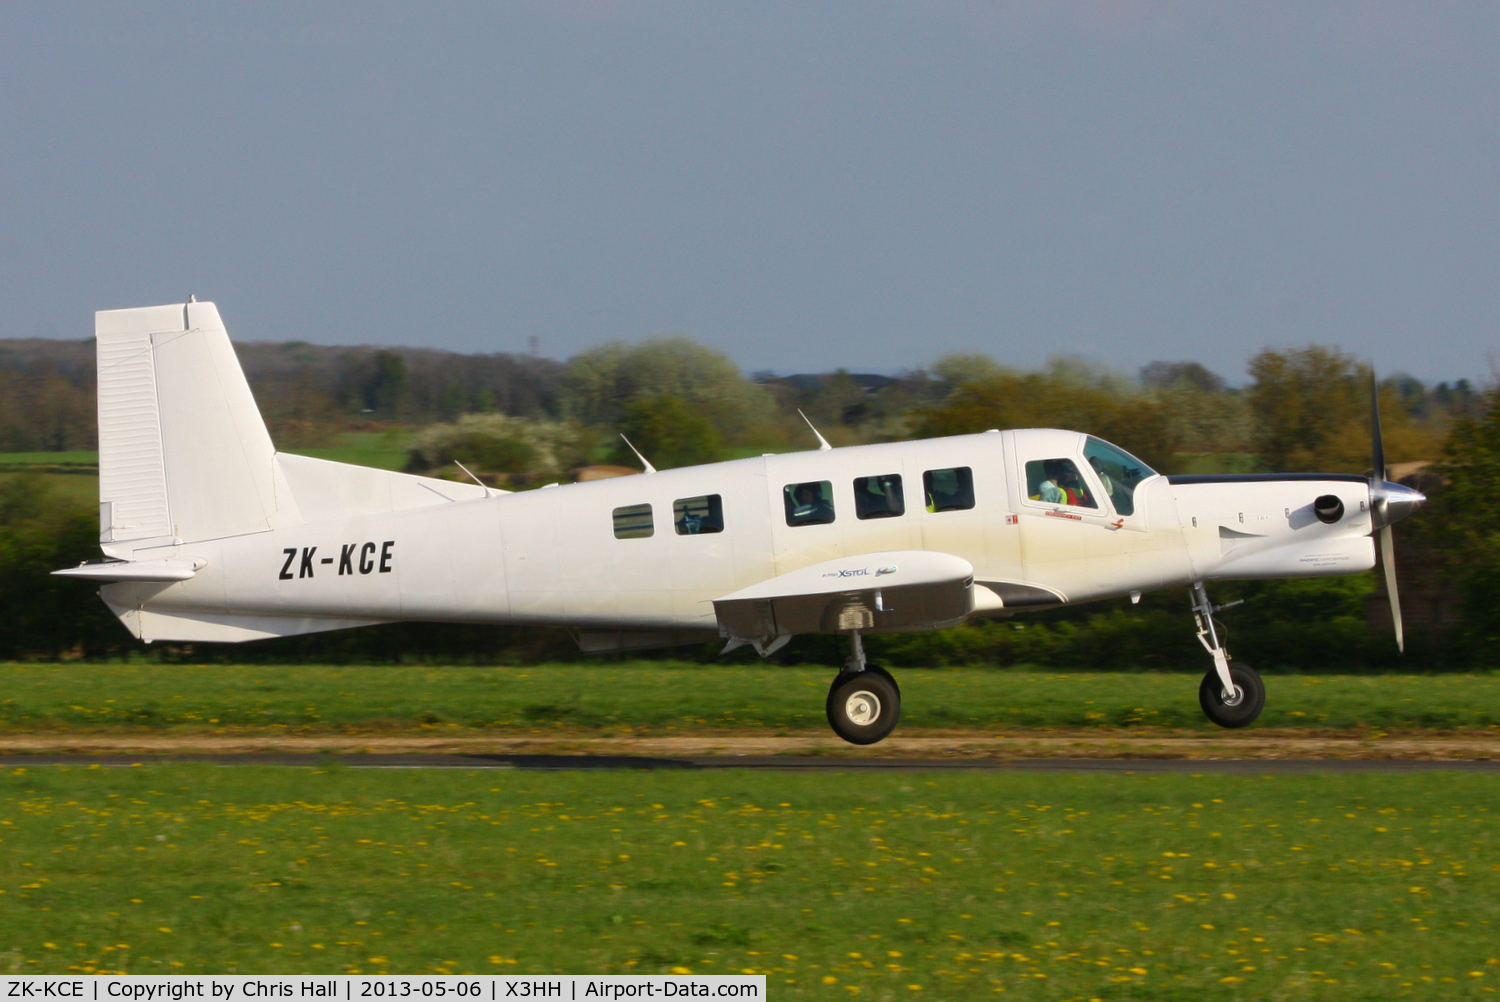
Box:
[1369,377,1427,651]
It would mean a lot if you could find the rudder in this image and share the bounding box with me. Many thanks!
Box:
[96,300,293,556]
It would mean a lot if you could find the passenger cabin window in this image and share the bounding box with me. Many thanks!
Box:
[612,503,654,539]
[784,481,835,526]
[923,467,974,512]
[674,494,724,534]
[854,474,904,519]
[1025,458,1098,509]
[1083,436,1155,516]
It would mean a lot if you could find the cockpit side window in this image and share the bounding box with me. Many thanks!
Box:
[854,474,904,519]
[1082,437,1155,517]
[1025,458,1099,509]
[923,467,974,512]
[784,481,835,526]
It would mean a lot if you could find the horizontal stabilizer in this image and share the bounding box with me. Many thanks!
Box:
[714,550,974,639]
[53,558,205,582]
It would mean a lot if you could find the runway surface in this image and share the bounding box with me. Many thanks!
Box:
[3,752,1498,772]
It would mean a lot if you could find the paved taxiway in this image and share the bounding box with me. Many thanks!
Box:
[2,753,1498,772]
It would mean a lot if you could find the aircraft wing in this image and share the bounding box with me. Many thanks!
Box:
[713,550,974,641]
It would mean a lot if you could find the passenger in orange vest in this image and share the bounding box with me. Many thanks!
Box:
[1035,460,1095,507]
[1058,463,1095,507]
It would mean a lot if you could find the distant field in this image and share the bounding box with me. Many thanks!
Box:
[0,469,99,505]
[0,451,98,469]
[1172,452,1262,475]
[0,764,1495,997]
[3,663,1499,734]
[1,430,412,479]
[0,432,412,507]
[282,430,412,471]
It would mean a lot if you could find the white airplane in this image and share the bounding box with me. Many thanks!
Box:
[56,302,1426,744]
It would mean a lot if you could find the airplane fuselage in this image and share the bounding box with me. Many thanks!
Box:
[98,429,1378,645]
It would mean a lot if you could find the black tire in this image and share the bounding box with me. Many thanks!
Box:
[827,669,901,745]
[864,663,900,698]
[1198,662,1265,728]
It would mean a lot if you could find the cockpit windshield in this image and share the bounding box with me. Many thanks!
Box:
[1083,436,1156,516]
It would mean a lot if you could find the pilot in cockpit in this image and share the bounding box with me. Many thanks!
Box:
[1088,455,1116,506]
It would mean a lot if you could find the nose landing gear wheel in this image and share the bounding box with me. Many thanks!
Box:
[827,668,901,745]
[1199,663,1265,728]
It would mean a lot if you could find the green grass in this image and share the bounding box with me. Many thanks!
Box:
[0,764,1495,997]
[0,450,101,506]
[0,432,409,506]
[0,451,98,469]
[0,471,98,505]
[282,431,413,471]
[0,429,411,479]
[4,664,1500,734]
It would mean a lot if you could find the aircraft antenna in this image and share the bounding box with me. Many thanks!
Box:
[453,460,498,497]
[620,434,657,474]
[798,409,833,451]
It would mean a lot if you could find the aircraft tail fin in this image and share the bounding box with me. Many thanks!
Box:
[95,301,290,555]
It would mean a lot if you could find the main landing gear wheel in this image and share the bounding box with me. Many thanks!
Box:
[864,663,899,697]
[1198,663,1265,728]
[827,668,901,745]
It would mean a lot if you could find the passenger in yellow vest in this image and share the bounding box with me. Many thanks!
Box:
[1034,460,1067,504]
[1032,460,1095,507]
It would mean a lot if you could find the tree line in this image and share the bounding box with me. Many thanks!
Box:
[0,334,1476,471]
[0,338,564,452]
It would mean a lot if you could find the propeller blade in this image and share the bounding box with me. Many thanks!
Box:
[1378,524,1404,653]
[1367,366,1427,532]
[1370,369,1414,652]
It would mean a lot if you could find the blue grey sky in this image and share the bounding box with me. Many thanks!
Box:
[3,2,1496,383]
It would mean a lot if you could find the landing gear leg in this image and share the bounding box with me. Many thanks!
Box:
[1191,581,1264,728]
[826,629,901,745]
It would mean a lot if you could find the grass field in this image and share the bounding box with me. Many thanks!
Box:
[0,765,1495,998]
[1,431,411,477]
[3,663,1499,735]
[0,451,99,507]
[0,433,412,509]
[0,471,97,506]
[282,431,412,472]
[0,451,99,470]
